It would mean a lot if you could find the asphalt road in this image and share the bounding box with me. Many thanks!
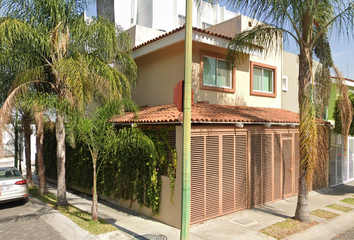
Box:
[0,200,65,240]
[333,226,354,240]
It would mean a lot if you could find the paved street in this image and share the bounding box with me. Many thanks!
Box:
[0,200,65,240]
[333,227,354,240]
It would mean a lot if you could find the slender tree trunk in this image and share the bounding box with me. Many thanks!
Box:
[295,45,313,223]
[56,113,67,206]
[92,155,98,221]
[35,111,48,195]
[23,115,35,187]
[18,131,22,174]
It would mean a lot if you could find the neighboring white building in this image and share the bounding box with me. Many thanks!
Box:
[97,0,239,32]
[1,124,36,162]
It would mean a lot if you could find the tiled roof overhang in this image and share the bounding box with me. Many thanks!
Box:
[111,104,302,125]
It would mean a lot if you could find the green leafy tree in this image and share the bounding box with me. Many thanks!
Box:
[0,0,137,205]
[225,0,354,222]
[67,100,158,220]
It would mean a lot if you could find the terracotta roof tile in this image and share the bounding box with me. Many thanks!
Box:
[131,26,233,51]
[111,104,300,124]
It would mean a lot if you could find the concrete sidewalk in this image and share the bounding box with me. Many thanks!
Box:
[27,169,354,240]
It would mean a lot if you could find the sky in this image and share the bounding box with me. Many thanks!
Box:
[86,1,354,79]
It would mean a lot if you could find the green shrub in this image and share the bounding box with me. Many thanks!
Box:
[43,123,177,215]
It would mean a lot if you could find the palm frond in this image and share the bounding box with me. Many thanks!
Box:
[299,83,317,183]
[333,65,353,153]
[313,65,332,118]
[0,83,31,132]
[227,23,283,67]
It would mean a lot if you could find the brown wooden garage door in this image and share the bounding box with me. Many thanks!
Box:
[190,132,247,224]
[191,129,299,224]
[250,133,297,207]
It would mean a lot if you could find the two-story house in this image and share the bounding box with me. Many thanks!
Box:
[109,11,329,227]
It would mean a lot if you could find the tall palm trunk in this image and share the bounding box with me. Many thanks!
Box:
[92,154,98,221]
[56,112,67,205]
[23,114,35,187]
[295,45,315,223]
[35,111,48,194]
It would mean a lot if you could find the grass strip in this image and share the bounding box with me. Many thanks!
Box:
[310,209,338,220]
[260,218,318,240]
[29,187,117,235]
[327,204,352,212]
[341,198,354,205]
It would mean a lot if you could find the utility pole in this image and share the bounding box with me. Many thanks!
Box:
[180,0,192,239]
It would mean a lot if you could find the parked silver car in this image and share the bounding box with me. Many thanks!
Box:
[0,167,29,204]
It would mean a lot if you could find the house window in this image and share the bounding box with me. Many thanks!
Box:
[250,61,277,97]
[200,50,236,93]
[178,15,185,26]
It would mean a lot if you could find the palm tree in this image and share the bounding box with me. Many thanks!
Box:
[225,0,354,222]
[0,0,137,205]
[21,111,36,187]
[67,100,158,220]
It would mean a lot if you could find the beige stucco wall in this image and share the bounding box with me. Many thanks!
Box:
[132,39,283,108]
[131,41,185,107]
[206,15,261,38]
[192,41,282,108]
[282,51,299,113]
[281,51,320,113]
[206,15,242,37]
[126,25,165,47]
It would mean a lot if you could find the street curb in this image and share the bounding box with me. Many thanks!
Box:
[284,209,354,240]
[28,194,98,240]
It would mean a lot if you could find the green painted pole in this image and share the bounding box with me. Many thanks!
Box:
[181,0,192,239]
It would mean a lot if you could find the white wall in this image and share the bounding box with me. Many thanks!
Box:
[114,0,132,29]
[97,0,238,31]
[152,0,175,31]
[1,124,36,162]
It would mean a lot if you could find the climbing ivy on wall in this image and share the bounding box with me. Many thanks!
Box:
[43,122,93,189]
[43,123,177,215]
[143,126,178,204]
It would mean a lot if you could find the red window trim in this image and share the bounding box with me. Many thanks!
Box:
[250,61,277,98]
[200,50,236,93]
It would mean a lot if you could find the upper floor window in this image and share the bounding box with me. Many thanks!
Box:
[178,15,185,26]
[200,50,235,93]
[250,61,277,98]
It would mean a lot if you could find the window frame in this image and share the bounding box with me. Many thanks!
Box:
[200,50,236,93]
[250,61,277,98]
